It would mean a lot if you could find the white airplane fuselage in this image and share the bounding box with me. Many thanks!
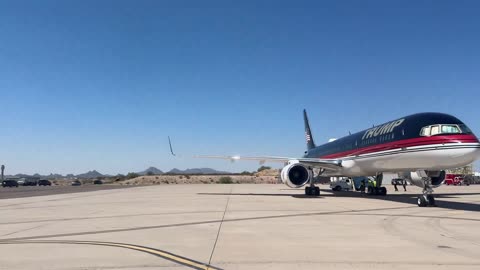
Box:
[304,113,480,177]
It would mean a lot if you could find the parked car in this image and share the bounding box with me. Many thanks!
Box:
[2,180,19,188]
[38,179,52,186]
[23,179,38,186]
[462,175,473,186]
[93,179,103,185]
[71,180,82,186]
[330,177,353,191]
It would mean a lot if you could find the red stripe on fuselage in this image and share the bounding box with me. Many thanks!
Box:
[319,134,479,159]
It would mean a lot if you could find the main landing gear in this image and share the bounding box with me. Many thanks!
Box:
[417,179,436,207]
[367,186,387,196]
[367,173,387,196]
[305,168,321,196]
[305,185,320,196]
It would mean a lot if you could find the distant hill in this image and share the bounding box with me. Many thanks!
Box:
[2,167,231,179]
[9,173,64,180]
[76,170,104,179]
[166,168,230,174]
[137,167,163,175]
[167,168,183,174]
[45,173,65,180]
[13,174,33,178]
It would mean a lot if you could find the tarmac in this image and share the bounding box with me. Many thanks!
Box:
[0,183,479,269]
[0,184,132,199]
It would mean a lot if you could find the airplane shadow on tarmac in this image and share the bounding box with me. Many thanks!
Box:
[198,189,480,212]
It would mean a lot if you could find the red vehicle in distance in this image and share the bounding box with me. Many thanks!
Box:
[444,174,464,185]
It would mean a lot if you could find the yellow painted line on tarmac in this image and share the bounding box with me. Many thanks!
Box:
[0,240,222,270]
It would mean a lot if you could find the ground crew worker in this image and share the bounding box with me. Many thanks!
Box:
[360,179,366,193]
[393,180,398,191]
[367,178,376,193]
[402,179,407,191]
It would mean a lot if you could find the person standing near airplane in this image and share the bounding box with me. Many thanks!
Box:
[367,178,376,194]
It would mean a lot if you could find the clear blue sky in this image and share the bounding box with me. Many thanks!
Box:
[0,1,479,175]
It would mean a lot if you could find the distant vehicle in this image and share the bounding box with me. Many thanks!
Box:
[444,174,464,185]
[462,175,473,186]
[330,177,353,191]
[38,180,52,186]
[2,180,19,188]
[17,179,25,185]
[71,180,82,186]
[93,180,103,185]
[23,179,38,186]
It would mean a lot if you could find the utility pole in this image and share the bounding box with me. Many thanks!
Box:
[1,165,4,181]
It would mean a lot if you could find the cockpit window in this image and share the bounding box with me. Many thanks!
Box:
[420,124,464,136]
[430,125,440,135]
[441,125,460,134]
[420,126,431,136]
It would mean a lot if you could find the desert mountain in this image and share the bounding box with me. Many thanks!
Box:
[137,167,164,175]
[75,170,104,179]
[166,168,229,174]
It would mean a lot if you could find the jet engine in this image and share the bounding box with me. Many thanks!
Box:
[281,162,311,188]
[401,170,446,188]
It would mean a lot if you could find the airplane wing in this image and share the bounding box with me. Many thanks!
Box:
[168,121,342,171]
[194,155,342,171]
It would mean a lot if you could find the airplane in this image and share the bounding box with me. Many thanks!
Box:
[173,110,480,207]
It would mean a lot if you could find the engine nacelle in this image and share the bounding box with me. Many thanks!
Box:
[281,162,311,188]
[401,170,445,188]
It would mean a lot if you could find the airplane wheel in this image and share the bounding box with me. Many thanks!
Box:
[426,195,436,206]
[305,186,320,196]
[417,196,428,207]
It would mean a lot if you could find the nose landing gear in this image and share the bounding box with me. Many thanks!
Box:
[417,195,435,207]
[418,181,436,207]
